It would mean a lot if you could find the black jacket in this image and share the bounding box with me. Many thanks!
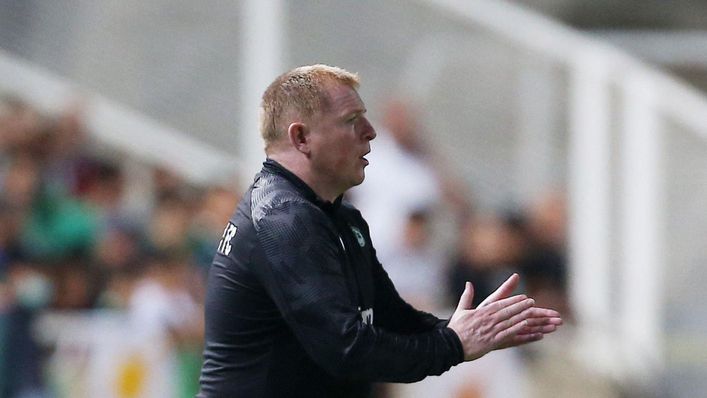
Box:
[198,160,463,397]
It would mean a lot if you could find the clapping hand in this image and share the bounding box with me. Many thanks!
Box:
[448,273,563,361]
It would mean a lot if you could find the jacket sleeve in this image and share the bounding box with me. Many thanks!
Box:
[253,200,463,383]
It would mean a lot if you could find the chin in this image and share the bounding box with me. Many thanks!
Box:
[356,171,366,184]
[348,175,365,189]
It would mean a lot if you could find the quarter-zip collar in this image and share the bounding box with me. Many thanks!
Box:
[261,159,343,214]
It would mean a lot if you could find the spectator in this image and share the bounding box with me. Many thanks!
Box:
[349,99,472,312]
[447,214,526,308]
[349,100,443,265]
[146,193,194,253]
[129,251,203,398]
[379,208,444,311]
[519,191,569,318]
[1,258,53,398]
[189,186,240,271]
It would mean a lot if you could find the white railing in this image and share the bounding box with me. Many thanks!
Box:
[0,48,241,186]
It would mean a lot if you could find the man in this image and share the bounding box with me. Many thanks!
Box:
[197,65,562,397]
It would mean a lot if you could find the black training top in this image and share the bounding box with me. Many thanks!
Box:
[197,160,464,398]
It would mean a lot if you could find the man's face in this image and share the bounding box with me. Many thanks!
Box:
[307,83,376,196]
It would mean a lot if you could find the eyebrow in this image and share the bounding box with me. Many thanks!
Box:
[343,108,367,119]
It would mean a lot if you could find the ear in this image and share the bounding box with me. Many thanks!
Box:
[287,122,310,155]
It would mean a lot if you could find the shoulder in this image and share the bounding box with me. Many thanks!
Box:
[250,173,323,229]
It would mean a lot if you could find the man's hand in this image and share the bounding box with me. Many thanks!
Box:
[479,273,562,348]
[447,274,563,361]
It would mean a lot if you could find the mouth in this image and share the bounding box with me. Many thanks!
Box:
[360,151,370,165]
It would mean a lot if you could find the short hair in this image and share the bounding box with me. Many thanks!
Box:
[259,64,359,150]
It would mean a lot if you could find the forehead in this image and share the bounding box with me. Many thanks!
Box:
[322,83,365,115]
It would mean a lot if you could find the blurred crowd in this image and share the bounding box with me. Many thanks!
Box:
[0,95,239,398]
[0,94,582,398]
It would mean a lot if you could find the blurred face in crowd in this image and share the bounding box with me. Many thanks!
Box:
[306,83,376,196]
[529,192,566,248]
[0,99,42,151]
[460,215,525,269]
[382,100,421,152]
[3,153,40,207]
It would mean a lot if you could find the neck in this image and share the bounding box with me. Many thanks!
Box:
[268,152,341,202]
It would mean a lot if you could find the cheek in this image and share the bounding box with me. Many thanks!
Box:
[331,141,353,162]
[315,143,346,171]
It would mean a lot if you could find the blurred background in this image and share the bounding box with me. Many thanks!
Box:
[1,0,706,397]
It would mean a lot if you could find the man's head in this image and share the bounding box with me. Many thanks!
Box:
[260,65,376,201]
[260,64,360,152]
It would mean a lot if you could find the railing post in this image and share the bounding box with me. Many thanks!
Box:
[567,51,617,373]
[618,70,664,381]
[239,0,285,184]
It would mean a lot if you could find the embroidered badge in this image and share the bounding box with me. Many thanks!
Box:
[350,226,366,247]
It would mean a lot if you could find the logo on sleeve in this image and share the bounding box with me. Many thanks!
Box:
[360,307,373,325]
[350,226,366,247]
[217,222,238,256]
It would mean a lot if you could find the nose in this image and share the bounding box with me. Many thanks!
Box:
[360,117,376,141]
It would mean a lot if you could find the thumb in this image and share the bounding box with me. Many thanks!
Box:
[456,281,474,311]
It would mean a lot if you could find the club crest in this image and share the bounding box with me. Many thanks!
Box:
[350,226,366,247]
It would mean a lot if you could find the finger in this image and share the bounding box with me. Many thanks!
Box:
[494,317,529,345]
[491,298,535,322]
[479,273,519,308]
[505,332,544,348]
[494,304,538,335]
[483,294,528,315]
[456,281,475,311]
[519,324,558,334]
[524,317,563,330]
[525,307,562,319]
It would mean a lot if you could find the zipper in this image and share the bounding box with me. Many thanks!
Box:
[337,231,365,309]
